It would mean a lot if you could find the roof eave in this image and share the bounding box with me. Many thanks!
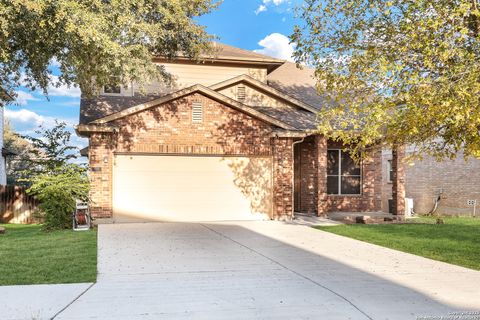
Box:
[89,85,296,130]
[75,124,118,137]
[209,75,319,114]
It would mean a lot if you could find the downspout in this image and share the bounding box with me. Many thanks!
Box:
[291,136,308,220]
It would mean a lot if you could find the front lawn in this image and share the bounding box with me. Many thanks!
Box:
[315,217,480,270]
[0,224,97,285]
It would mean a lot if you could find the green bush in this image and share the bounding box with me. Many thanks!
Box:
[27,165,89,230]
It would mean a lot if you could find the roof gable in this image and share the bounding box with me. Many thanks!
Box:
[90,84,296,130]
[209,75,319,114]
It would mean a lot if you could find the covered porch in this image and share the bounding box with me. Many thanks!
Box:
[291,135,405,218]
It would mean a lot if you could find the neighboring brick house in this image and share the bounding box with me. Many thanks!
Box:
[77,43,405,222]
[382,149,480,216]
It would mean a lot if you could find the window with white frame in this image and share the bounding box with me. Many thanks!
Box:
[327,149,362,195]
[387,159,393,183]
[102,77,121,95]
[103,83,121,94]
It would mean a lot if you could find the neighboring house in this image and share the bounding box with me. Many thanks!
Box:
[382,150,480,216]
[76,43,405,222]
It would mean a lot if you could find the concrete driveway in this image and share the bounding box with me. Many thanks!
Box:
[56,221,480,319]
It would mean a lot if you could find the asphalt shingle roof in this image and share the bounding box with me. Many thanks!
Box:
[79,48,329,131]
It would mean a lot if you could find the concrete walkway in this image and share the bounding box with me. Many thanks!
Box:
[52,221,480,320]
[0,283,92,320]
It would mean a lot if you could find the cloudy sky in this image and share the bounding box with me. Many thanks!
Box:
[7,0,300,154]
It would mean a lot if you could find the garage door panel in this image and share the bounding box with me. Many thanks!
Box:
[113,155,272,222]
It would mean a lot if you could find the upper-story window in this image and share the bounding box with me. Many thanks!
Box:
[103,84,121,94]
[102,77,122,95]
[327,149,362,195]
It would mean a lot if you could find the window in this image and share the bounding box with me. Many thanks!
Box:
[387,160,393,183]
[327,150,361,195]
[237,85,246,102]
[103,77,121,94]
[192,101,203,123]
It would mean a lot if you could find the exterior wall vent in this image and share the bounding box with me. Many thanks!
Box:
[192,101,203,123]
[237,85,246,102]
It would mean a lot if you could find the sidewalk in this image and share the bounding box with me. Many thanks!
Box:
[0,283,92,320]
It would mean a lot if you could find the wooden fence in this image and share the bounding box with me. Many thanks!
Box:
[0,185,40,224]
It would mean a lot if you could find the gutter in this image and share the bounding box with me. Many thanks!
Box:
[75,124,118,137]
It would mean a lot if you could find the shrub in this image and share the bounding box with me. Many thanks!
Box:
[27,165,89,230]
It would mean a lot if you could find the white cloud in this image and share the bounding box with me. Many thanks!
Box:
[254,33,295,61]
[18,73,81,98]
[49,57,61,67]
[255,4,267,14]
[5,108,87,158]
[14,91,40,106]
[5,108,51,127]
[5,108,78,130]
[255,0,289,14]
[47,75,81,97]
[264,0,287,5]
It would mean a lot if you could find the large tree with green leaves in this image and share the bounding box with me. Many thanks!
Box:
[0,0,218,102]
[292,0,480,159]
[3,120,35,185]
[20,121,89,230]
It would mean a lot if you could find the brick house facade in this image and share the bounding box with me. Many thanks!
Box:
[382,149,479,215]
[77,43,404,222]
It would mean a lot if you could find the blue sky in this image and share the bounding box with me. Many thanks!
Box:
[6,0,301,154]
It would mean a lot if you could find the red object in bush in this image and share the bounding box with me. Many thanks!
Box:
[76,212,87,225]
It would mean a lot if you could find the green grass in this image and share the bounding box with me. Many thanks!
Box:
[315,217,480,270]
[0,224,97,285]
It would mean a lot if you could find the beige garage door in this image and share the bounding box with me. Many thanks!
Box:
[113,155,272,222]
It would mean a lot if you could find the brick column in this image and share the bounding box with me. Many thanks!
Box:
[315,135,328,216]
[272,137,294,220]
[392,145,406,217]
[89,133,114,219]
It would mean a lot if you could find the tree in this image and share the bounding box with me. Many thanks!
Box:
[292,0,480,159]
[0,0,219,102]
[3,120,35,185]
[20,121,88,230]
[28,164,89,230]
[22,121,78,175]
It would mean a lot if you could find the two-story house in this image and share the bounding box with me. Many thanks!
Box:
[76,43,405,222]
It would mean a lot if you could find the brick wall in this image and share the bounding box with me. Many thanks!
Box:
[382,150,480,215]
[272,137,294,220]
[89,92,279,219]
[88,91,386,220]
[293,138,382,215]
[294,136,317,214]
[410,155,480,215]
[88,133,115,218]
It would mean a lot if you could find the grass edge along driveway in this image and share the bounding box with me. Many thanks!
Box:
[0,224,97,285]
[315,217,480,271]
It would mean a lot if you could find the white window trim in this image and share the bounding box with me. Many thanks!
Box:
[387,159,393,183]
[100,80,133,97]
[327,149,362,196]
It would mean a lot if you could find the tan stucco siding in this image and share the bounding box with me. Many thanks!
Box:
[218,83,297,109]
[133,63,268,95]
